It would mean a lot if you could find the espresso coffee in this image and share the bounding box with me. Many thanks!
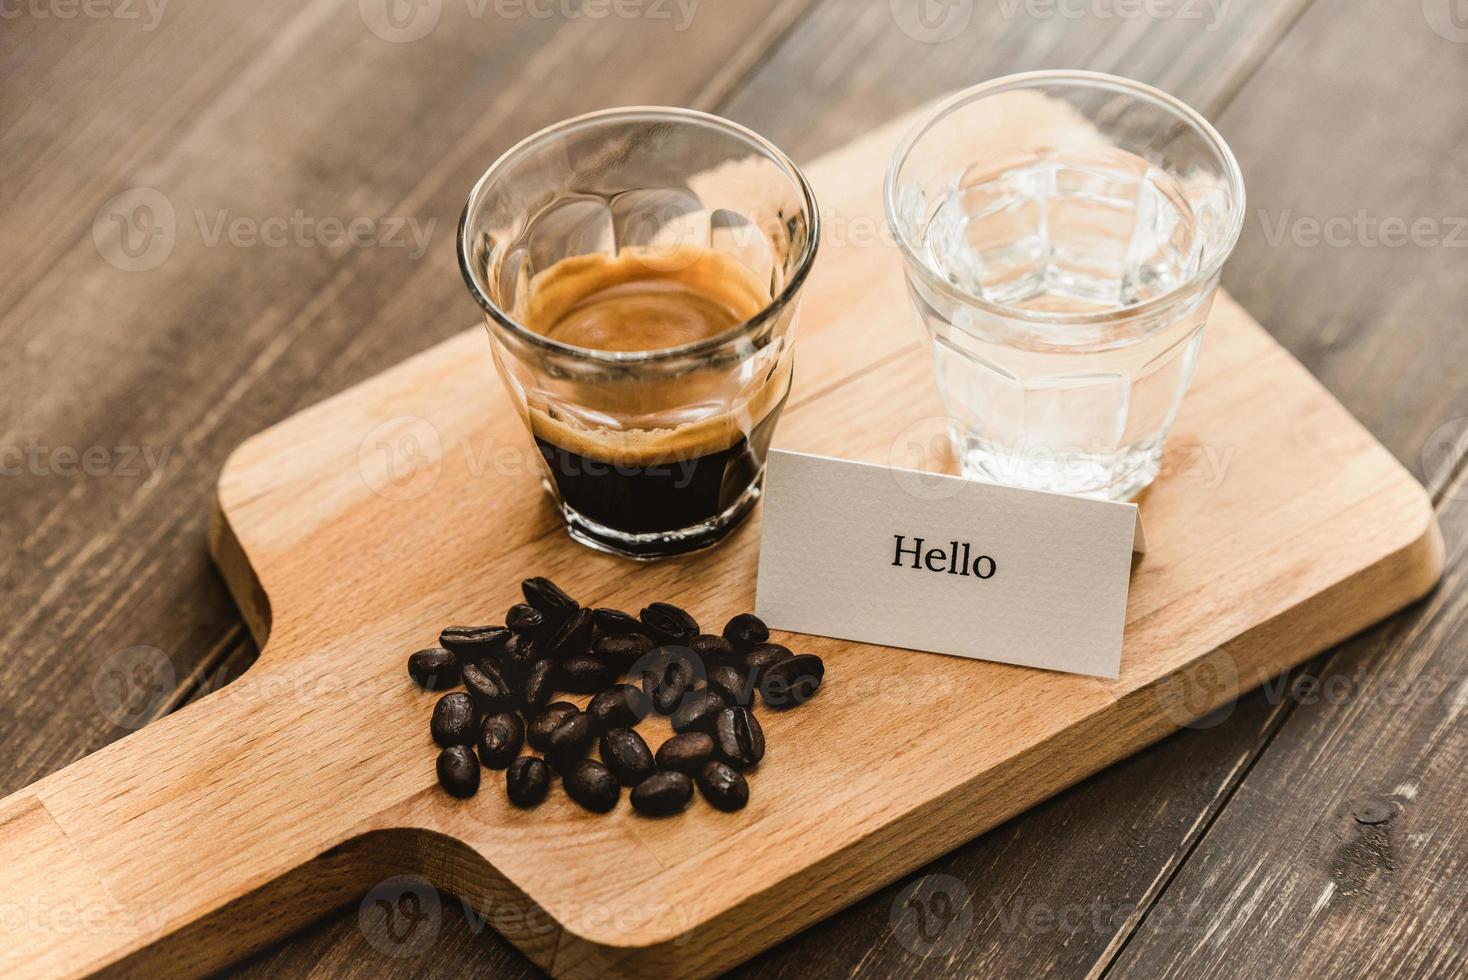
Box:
[521,245,789,547]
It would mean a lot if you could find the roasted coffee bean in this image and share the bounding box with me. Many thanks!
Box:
[707,664,754,707]
[544,712,594,771]
[407,647,460,691]
[639,602,699,645]
[643,653,697,714]
[599,727,656,787]
[760,653,825,709]
[506,756,551,808]
[506,603,547,636]
[697,760,749,812]
[546,607,595,660]
[655,732,715,775]
[431,692,477,747]
[522,577,578,622]
[592,607,646,635]
[631,771,693,817]
[477,712,525,770]
[437,745,480,798]
[461,661,515,713]
[713,707,765,769]
[527,702,578,752]
[564,759,620,813]
[522,658,557,714]
[594,631,655,669]
[671,689,727,735]
[439,625,511,662]
[559,654,617,694]
[588,684,651,732]
[744,642,793,684]
[690,633,736,667]
[502,633,540,674]
[722,612,769,651]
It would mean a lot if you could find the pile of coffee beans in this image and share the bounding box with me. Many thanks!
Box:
[407,577,825,817]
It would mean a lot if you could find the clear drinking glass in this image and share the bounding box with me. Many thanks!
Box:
[885,71,1245,500]
[459,108,819,559]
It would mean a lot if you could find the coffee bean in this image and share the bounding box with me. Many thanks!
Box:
[689,633,736,667]
[506,603,546,636]
[461,661,515,714]
[560,653,617,694]
[760,653,825,709]
[713,707,764,769]
[431,693,477,747]
[594,632,654,670]
[506,756,551,808]
[671,689,727,735]
[644,653,697,714]
[707,664,754,707]
[437,745,480,798]
[588,684,651,732]
[544,712,594,771]
[564,759,619,813]
[502,633,540,674]
[744,642,793,684]
[477,712,525,770]
[639,602,699,645]
[656,732,715,775]
[439,625,511,662]
[599,727,655,786]
[522,658,557,714]
[521,577,578,623]
[527,702,578,752]
[697,760,749,812]
[546,607,595,660]
[592,607,646,635]
[407,647,460,691]
[722,613,769,651]
[631,771,693,817]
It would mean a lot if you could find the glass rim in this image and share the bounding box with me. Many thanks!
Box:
[882,70,1246,328]
[458,106,821,364]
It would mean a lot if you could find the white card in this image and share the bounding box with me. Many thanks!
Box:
[755,450,1138,678]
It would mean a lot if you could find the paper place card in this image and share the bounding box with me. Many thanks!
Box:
[755,450,1139,678]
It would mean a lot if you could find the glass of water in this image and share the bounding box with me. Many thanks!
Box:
[884,71,1245,500]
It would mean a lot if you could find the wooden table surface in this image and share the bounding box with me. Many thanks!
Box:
[3,1,1464,976]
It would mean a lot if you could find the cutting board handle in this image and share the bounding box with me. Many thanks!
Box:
[0,651,450,977]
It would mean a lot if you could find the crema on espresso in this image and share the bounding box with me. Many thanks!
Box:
[520,244,790,538]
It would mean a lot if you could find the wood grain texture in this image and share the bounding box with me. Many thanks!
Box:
[1212,0,1468,476]
[1108,464,1468,980]
[0,104,1440,977]
[720,0,1313,161]
[0,0,809,795]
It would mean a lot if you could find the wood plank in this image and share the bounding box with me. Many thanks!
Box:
[1209,0,1468,474]
[0,0,305,324]
[1107,467,1468,979]
[0,100,1438,976]
[720,0,1313,160]
[0,0,326,792]
[0,0,811,805]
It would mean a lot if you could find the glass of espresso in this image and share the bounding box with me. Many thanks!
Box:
[458,108,820,559]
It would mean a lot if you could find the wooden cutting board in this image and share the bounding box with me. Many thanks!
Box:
[0,111,1443,979]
